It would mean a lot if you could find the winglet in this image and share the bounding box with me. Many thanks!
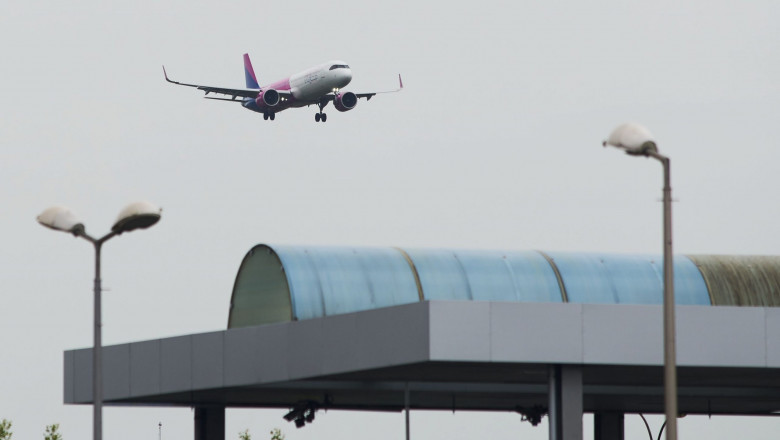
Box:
[161,65,201,89]
[398,74,403,90]
[162,65,183,85]
[243,53,260,89]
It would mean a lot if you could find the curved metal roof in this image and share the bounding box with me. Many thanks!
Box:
[687,255,780,306]
[546,252,709,305]
[227,244,775,328]
[402,249,562,303]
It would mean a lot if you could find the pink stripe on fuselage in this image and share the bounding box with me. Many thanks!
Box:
[263,78,291,91]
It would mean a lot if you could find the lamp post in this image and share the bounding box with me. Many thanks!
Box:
[37,201,162,440]
[603,122,677,440]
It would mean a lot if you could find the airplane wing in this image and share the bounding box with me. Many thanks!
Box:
[321,74,404,103]
[162,66,292,101]
[355,74,404,101]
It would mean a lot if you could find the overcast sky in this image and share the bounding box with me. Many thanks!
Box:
[2,0,780,438]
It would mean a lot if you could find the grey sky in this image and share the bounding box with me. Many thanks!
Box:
[2,0,779,438]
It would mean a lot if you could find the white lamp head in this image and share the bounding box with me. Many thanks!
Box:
[37,206,85,236]
[112,201,162,234]
[603,122,658,155]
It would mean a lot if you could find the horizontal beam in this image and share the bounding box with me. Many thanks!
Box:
[64,302,780,416]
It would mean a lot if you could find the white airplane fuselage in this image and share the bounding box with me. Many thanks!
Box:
[258,61,353,109]
[286,61,353,103]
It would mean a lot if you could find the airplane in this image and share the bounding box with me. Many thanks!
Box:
[163,54,402,122]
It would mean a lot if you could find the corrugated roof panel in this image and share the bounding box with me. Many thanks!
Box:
[450,250,562,302]
[674,257,713,305]
[450,252,517,302]
[547,253,710,305]
[270,246,324,321]
[547,253,617,303]
[273,246,420,320]
[502,252,565,302]
[403,249,562,302]
[688,255,780,306]
[403,249,472,300]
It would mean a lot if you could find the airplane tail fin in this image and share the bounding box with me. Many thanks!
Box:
[243,53,260,89]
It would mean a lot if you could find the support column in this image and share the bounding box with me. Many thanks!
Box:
[594,413,624,440]
[194,406,225,440]
[548,365,583,440]
[405,382,411,440]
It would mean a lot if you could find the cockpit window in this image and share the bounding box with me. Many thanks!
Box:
[329,64,350,70]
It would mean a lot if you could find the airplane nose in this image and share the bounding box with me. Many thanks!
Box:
[341,69,352,86]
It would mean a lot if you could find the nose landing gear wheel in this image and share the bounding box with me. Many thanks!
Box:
[315,113,321,122]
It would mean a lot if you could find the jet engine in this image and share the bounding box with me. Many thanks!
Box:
[256,89,280,107]
[333,92,358,112]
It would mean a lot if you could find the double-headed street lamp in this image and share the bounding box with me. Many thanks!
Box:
[603,122,677,440]
[37,201,162,440]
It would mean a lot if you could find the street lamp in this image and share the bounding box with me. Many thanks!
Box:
[603,122,677,440]
[37,201,162,440]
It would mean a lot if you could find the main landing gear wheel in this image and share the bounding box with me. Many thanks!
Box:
[263,111,276,121]
[315,98,329,122]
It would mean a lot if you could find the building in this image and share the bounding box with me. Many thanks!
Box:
[65,245,780,440]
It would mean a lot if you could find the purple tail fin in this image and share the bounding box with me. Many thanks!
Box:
[244,53,260,89]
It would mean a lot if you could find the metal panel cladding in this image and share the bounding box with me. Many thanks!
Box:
[273,245,421,321]
[546,253,710,305]
[405,249,563,302]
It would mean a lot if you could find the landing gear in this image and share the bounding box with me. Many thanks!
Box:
[263,111,276,121]
[315,98,329,122]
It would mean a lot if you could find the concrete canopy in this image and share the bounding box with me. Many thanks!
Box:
[65,301,780,416]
